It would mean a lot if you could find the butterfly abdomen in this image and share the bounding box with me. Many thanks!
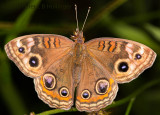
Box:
[72,43,85,86]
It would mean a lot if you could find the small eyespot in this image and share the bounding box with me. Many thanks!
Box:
[29,56,39,67]
[59,87,69,97]
[43,73,56,90]
[18,47,25,53]
[118,62,129,72]
[81,90,91,99]
[95,79,109,95]
[135,53,142,60]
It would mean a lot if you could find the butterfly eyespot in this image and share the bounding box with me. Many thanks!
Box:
[81,90,91,99]
[29,56,39,67]
[118,62,129,72]
[95,79,109,95]
[43,73,56,90]
[18,47,25,53]
[59,87,69,97]
[135,53,142,60]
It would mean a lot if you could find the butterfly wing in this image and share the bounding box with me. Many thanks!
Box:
[76,54,118,112]
[5,34,76,109]
[34,52,75,110]
[5,34,75,78]
[84,38,156,83]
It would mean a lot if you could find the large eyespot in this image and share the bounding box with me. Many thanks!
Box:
[59,87,69,97]
[95,79,109,95]
[114,59,131,74]
[24,53,42,70]
[118,62,129,72]
[81,90,91,99]
[18,47,25,53]
[43,73,56,90]
[29,56,39,67]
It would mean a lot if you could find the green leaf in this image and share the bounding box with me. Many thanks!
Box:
[106,78,160,109]
[86,0,128,30]
[5,0,41,43]
[103,19,160,52]
[125,98,135,115]
[1,0,41,115]
[0,49,27,115]
[144,23,160,42]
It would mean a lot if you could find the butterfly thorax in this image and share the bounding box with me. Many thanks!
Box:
[71,30,85,63]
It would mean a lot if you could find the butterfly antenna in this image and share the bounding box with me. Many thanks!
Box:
[75,4,79,31]
[81,6,91,32]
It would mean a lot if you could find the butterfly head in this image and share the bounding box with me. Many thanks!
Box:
[71,29,85,43]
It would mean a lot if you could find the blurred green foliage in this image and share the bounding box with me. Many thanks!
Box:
[0,0,160,115]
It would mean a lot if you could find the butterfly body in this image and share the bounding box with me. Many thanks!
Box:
[5,31,156,112]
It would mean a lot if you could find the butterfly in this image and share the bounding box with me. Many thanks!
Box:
[4,5,156,112]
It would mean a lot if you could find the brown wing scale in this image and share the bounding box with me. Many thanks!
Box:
[85,38,156,83]
[5,34,75,78]
[34,46,75,110]
[5,34,156,111]
[75,53,118,112]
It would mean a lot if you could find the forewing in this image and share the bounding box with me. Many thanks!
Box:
[85,38,156,83]
[5,34,75,78]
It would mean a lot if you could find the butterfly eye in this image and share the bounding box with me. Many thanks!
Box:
[59,87,69,97]
[43,73,56,90]
[118,62,129,72]
[18,47,25,53]
[95,79,109,95]
[29,56,39,67]
[135,53,142,60]
[81,90,91,99]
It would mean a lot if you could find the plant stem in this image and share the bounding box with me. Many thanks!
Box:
[36,108,77,115]
[125,98,135,115]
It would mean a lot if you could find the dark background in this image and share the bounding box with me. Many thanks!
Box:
[0,0,160,115]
